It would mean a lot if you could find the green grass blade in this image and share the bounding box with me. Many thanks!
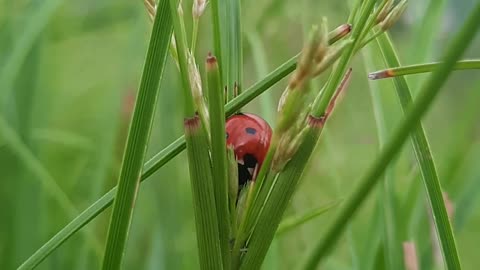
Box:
[101,1,173,268]
[210,0,228,89]
[17,188,115,270]
[245,30,274,122]
[227,0,243,95]
[301,5,480,268]
[169,0,225,266]
[375,32,461,269]
[363,46,402,270]
[206,55,231,268]
[276,200,342,236]
[369,60,480,79]
[407,0,447,65]
[0,117,77,219]
[0,0,63,106]
[184,115,223,270]
[311,0,377,117]
[239,125,321,270]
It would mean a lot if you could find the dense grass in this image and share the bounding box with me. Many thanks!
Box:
[1,0,480,269]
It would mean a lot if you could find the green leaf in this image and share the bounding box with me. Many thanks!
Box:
[0,0,63,106]
[376,32,462,269]
[276,200,342,236]
[101,1,173,268]
[184,115,224,270]
[206,55,231,268]
[363,44,403,270]
[369,60,480,79]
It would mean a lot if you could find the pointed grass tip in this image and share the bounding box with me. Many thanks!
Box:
[328,23,353,44]
[184,114,201,134]
[206,52,218,68]
[368,69,394,80]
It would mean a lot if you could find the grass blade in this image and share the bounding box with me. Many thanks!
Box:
[209,0,228,90]
[0,0,63,106]
[369,60,480,79]
[276,200,342,236]
[206,55,231,268]
[101,1,173,268]
[363,46,402,270]
[184,115,223,269]
[227,0,243,96]
[301,5,480,268]
[169,0,225,266]
[375,32,462,270]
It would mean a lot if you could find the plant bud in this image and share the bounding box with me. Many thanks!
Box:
[376,0,394,24]
[315,17,329,63]
[188,53,210,129]
[327,23,352,44]
[380,0,407,31]
[313,39,353,76]
[193,0,207,19]
[144,0,156,22]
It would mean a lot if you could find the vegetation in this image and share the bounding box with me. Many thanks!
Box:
[1,0,480,269]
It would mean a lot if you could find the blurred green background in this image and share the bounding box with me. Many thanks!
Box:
[1,0,479,269]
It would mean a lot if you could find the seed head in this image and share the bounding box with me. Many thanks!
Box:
[380,0,407,31]
[193,0,207,19]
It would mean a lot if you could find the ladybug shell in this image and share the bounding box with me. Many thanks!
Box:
[226,113,272,185]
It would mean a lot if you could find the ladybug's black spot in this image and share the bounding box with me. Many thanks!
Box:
[245,127,257,135]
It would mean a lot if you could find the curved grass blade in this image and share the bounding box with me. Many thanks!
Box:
[375,33,461,270]
[301,5,480,268]
[0,0,63,106]
[206,55,231,268]
[276,200,342,236]
[363,46,402,270]
[369,60,480,79]
[101,1,173,268]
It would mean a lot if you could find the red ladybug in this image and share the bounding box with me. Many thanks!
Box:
[226,113,272,187]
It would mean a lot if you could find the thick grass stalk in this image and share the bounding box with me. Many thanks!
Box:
[227,0,243,97]
[239,67,352,269]
[363,46,402,270]
[206,55,231,268]
[18,25,351,268]
[376,33,461,269]
[184,116,223,270]
[169,0,224,268]
[101,1,173,268]
[369,60,480,79]
[301,5,480,269]
[209,0,227,89]
[239,125,320,270]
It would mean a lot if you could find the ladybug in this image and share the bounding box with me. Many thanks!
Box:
[226,113,272,188]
